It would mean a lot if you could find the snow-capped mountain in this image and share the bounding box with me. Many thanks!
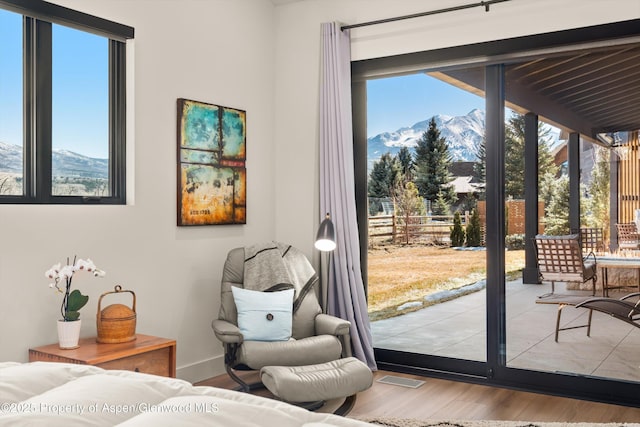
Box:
[0,141,22,172]
[368,109,485,167]
[0,141,108,178]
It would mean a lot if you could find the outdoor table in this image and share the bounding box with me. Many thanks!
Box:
[597,257,640,297]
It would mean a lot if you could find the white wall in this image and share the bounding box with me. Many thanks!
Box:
[0,0,276,382]
[2,0,638,383]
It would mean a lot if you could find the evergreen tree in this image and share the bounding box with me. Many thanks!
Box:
[544,175,570,235]
[368,152,401,198]
[431,190,450,216]
[368,152,401,216]
[538,171,557,208]
[450,211,466,247]
[473,137,486,200]
[505,116,526,198]
[414,117,456,205]
[585,145,610,240]
[461,192,478,214]
[504,113,558,199]
[395,146,414,182]
[466,208,482,247]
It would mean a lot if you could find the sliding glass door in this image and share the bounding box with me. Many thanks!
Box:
[352,19,640,406]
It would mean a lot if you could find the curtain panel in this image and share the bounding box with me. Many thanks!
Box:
[319,21,377,370]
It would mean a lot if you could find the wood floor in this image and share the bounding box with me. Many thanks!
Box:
[196,369,640,423]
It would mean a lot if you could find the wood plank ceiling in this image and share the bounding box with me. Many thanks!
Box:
[432,41,640,144]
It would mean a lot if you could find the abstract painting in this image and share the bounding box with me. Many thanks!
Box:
[177,98,246,225]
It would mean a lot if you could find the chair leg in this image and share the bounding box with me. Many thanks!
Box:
[555,303,564,342]
[333,394,357,416]
[225,364,265,392]
[555,304,593,342]
[538,281,555,299]
[295,400,325,411]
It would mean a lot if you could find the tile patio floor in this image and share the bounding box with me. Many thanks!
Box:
[371,279,640,383]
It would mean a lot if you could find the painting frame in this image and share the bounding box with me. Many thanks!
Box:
[177,98,246,226]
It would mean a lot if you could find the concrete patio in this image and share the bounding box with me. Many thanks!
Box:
[371,279,640,383]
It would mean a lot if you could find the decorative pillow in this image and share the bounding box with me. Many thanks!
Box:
[231,287,294,342]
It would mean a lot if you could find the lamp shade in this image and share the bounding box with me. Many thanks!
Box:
[315,213,336,252]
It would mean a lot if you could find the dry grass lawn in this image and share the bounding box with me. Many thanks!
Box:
[367,245,525,320]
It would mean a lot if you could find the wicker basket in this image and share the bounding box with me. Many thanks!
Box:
[96,285,137,344]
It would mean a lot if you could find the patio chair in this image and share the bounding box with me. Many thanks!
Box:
[534,234,597,296]
[616,223,640,251]
[576,292,640,329]
[571,227,604,254]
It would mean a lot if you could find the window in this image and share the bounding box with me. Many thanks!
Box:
[0,1,134,204]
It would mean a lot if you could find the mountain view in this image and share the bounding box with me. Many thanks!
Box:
[0,141,108,178]
[368,109,485,169]
[0,141,109,196]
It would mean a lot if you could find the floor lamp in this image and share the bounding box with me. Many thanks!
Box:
[315,213,336,313]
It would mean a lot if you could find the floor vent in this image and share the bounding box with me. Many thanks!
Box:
[376,375,425,388]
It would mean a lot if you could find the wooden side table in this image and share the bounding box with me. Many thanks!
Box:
[29,334,176,378]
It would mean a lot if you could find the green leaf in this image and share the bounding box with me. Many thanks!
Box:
[64,311,80,321]
[67,289,89,312]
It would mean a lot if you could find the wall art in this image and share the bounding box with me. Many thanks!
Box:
[177,98,246,225]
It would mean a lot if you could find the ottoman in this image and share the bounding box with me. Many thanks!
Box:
[260,357,373,415]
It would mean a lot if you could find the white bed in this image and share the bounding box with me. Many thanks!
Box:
[0,362,374,426]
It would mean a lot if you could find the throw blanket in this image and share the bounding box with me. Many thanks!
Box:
[244,242,292,292]
[243,242,319,313]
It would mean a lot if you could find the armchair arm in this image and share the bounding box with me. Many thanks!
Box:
[211,319,244,344]
[315,313,350,337]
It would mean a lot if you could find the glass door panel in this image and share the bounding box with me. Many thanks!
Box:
[367,71,488,363]
[503,55,640,384]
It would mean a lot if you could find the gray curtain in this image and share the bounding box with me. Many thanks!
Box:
[319,22,377,370]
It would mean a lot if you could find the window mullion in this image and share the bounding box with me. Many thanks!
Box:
[23,16,35,199]
[109,39,126,201]
[34,18,52,202]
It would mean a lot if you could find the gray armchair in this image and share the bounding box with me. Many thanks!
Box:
[211,244,352,392]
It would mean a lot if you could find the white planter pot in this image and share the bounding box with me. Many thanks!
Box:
[57,319,81,349]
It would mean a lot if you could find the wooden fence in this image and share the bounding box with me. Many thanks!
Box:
[368,214,468,245]
[369,199,543,246]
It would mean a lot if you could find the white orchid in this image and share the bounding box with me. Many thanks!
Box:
[45,256,106,321]
[58,265,75,281]
[45,263,62,280]
[76,258,96,272]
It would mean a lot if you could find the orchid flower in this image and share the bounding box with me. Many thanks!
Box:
[45,263,62,280]
[45,256,106,321]
[76,258,96,272]
[58,265,75,281]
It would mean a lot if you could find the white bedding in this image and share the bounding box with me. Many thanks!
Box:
[0,362,373,426]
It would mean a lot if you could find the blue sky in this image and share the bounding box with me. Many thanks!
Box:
[367,73,485,138]
[0,8,108,159]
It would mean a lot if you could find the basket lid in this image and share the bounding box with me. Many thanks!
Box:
[100,303,136,321]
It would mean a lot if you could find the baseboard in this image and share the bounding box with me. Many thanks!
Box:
[177,355,225,383]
